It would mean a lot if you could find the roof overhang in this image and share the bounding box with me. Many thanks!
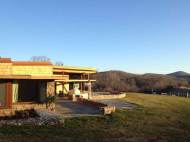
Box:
[53,65,96,74]
[0,75,68,80]
[12,61,52,66]
[55,79,96,82]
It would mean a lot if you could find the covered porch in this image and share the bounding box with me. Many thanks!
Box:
[55,79,96,100]
[53,66,96,100]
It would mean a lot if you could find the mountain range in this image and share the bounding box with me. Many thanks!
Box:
[92,71,190,93]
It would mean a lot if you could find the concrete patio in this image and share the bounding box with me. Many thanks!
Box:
[55,99,101,117]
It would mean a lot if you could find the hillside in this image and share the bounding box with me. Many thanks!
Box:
[168,71,190,82]
[168,71,190,77]
[92,71,190,92]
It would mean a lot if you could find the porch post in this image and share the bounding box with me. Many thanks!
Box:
[88,74,92,100]
[6,81,12,108]
[80,74,83,92]
[88,81,92,100]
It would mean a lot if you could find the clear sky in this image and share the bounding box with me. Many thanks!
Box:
[0,0,189,74]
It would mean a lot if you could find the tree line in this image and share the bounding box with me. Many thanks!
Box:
[92,71,190,93]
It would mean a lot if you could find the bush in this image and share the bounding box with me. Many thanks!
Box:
[14,109,39,119]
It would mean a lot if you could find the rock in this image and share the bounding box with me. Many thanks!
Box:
[0,109,63,126]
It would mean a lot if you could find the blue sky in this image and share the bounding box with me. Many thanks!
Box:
[0,0,189,74]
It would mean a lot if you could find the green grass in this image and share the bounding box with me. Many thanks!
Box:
[0,93,190,142]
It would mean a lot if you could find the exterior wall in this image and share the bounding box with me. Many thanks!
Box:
[0,63,12,75]
[0,63,53,76]
[0,81,6,107]
[6,81,12,108]
[0,80,12,108]
[47,81,55,96]
[0,103,46,117]
[12,66,53,76]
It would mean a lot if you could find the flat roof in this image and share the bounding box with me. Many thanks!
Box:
[0,75,68,80]
[13,61,52,66]
[0,57,96,75]
[0,58,12,63]
[53,65,96,73]
[55,79,96,82]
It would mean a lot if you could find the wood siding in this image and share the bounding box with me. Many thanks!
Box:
[0,81,12,108]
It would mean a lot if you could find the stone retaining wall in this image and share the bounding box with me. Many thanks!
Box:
[91,93,126,100]
[77,98,115,115]
[0,103,46,117]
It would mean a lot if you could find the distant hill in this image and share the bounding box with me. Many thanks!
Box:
[168,71,190,77]
[168,71,190,83]
[92,71,190,93]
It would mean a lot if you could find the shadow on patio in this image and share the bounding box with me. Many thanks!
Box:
[55,99,101,117]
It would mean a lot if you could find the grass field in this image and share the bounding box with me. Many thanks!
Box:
[0,93,190,142]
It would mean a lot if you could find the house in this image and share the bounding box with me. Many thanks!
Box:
[0,57,96,116]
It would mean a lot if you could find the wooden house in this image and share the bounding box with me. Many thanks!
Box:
[0,58,96,116]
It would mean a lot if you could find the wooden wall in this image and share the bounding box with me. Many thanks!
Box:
[0,63,53,76]
[0,63,12,75]
[12,66,53,76]
[0,80,12,108]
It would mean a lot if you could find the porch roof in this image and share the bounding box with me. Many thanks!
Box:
[55,79,96,82]
[0,75,68,80]
[53,65,96,74]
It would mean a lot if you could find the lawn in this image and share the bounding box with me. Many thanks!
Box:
[0,93,190,142]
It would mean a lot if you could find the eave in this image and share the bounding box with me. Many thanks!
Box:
[53,65,97,74]
[0,75,68,80]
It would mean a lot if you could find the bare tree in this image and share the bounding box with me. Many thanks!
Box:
[55,61,64,66]
[30,56,51,62]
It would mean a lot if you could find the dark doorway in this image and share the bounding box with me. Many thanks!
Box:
[18,80,39,102]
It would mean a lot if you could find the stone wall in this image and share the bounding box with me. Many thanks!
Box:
[91,93,126,100]
[77,98,115,115]
[0,103,46,117]
[47,81,55,96]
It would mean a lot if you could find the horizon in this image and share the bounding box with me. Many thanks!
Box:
[0,55,189,74]
[0,0,190,74]
[96,70,190,75]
